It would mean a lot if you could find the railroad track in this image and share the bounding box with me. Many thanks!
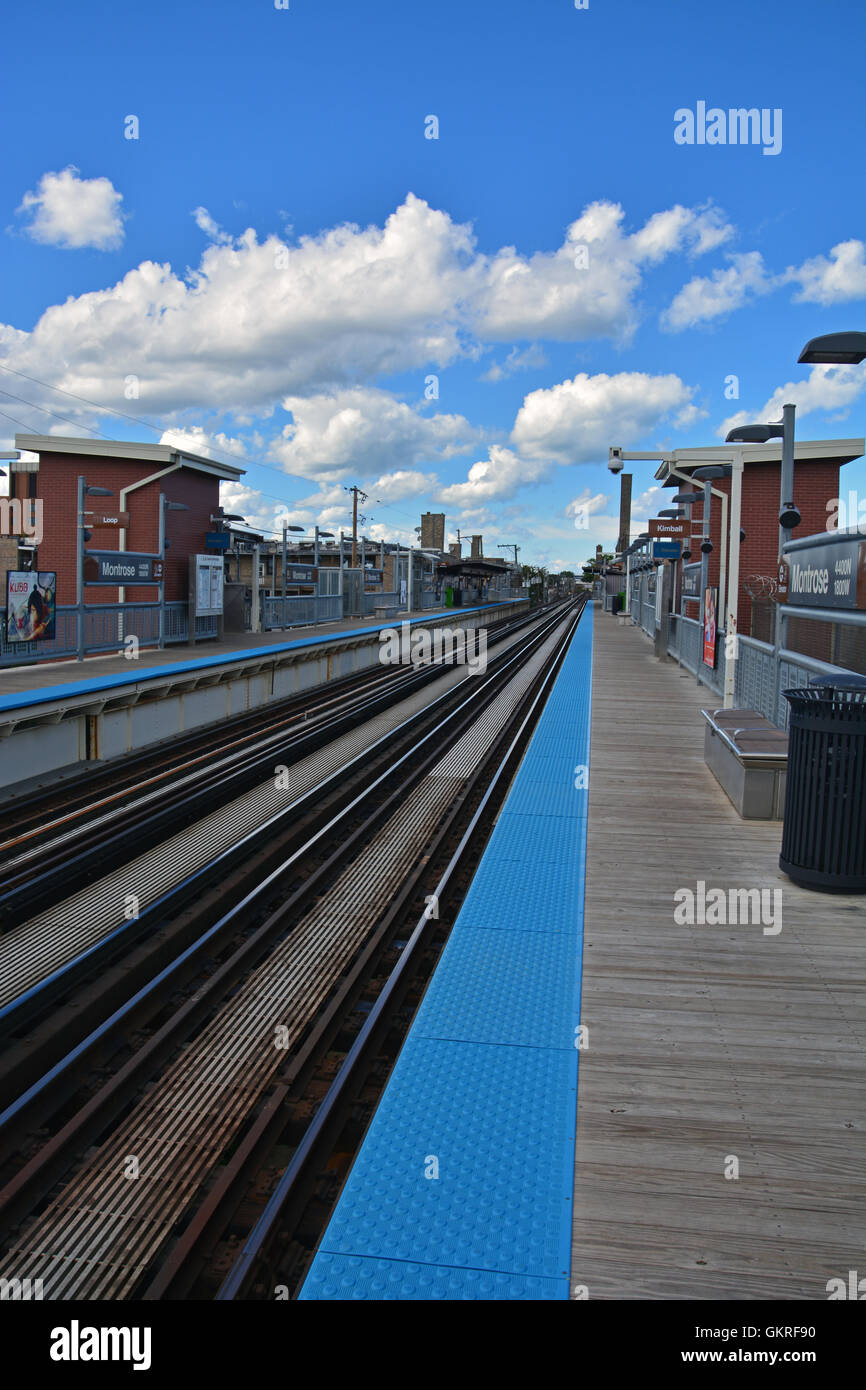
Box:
[0,598,585,1300]
[0,606,535,925]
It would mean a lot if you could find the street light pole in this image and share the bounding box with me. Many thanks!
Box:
[76,475,85,662]
[779,402,796,555]
[724,449,745,708]
[282,521,287,628]
[158,493,166,650]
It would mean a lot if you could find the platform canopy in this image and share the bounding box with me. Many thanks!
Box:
[435,560,509,578]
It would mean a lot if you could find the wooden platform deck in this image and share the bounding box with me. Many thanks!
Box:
[572,606,865,1300]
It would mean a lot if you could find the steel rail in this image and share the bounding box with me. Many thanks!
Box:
[217,599,586,1298]
[0,605,571,1214]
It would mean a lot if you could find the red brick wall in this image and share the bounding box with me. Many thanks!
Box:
[676,459,841,631]
[23,452,219,604]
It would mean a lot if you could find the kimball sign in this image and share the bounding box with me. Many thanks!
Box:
[777,535,866,611]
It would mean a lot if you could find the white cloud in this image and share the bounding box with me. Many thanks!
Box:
[566,489,608,521]
[438,445,548,506]
[0,193,738,422]
[511,370,694,464]
[628,203,735,263]
[268,386,474,482]
[719,363,866,438]
[471,201,734,345]
[17,167,125,250]
[159,425,248,466]
[663,239,866,332]
[192,207,232,245]
[661,252,774,331]
[785,239,866,305]
[673,402,709,429]
[481,344,548,382]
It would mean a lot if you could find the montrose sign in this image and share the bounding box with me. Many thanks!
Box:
[777,532,866,611]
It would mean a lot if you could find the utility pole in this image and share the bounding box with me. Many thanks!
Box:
[498,543,520,565]
[344,485,367,567]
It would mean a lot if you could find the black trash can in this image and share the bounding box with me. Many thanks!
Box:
[779,675,866,892]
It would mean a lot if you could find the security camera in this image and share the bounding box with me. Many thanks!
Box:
[608,446,624,474]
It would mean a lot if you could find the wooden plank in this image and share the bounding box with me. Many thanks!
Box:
[572,608,866,1300]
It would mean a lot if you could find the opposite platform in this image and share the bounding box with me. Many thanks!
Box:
[300,604,593,1300]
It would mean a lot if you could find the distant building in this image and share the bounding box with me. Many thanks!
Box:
[470,534,483,559]
[421,511,445,551]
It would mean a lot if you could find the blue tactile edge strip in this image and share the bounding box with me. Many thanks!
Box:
[300,605,593,1300]
[0,601,524,714]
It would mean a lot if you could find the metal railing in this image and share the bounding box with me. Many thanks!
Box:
[625,574,861,727]
[0,601,219,665]
[360,591,400,615]
[262,595,342,630]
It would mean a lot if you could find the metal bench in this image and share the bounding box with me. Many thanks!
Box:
[702,707,788,819]
[374,606,399,621]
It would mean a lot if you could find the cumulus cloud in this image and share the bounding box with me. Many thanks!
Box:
[661,252,774,331]
[16,167,125,250]
[785,239,866,305]
[0,193,741,421]
[663,239,866,332]
[719,363,866,438]
[267,386,475,481]
[511,370,694,464]
[438,445,549,506]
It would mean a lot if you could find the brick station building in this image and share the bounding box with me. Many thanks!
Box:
[9,435,243,605]
[653,437,864,643]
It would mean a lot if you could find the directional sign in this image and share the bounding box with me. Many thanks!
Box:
[85,511,130,529]
[652,540,681,560]
[649,518,687,539]
[83,551,163,585]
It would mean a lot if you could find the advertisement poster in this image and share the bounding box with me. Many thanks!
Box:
[703,586,717,667]
[5,571,56,642]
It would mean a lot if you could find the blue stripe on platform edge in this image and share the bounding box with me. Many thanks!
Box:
[299,604,593,1300]
[0,601,523,714]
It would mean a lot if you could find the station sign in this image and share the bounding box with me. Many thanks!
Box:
[85,510,130,529]
[649,518,687,539]
[285,563,316,583]
[83,551,164,584]
[363,569,383,585]
[652,540,681,560]
[776,534,866,610]
[205,531,231,551]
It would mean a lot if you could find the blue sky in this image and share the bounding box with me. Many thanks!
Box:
[2,0,864,566]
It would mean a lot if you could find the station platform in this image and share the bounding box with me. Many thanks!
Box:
[300,602,865,1301]
[0,601,526,795]
[0,601,497,709]
[300,603,593,1300]
[571,607,865,1299]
